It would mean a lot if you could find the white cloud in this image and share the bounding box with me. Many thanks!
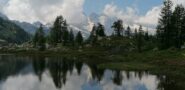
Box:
[136,6,161,28]
[172,0,185,6]
[99,3,162,34]
[1,0,87,26]
[103,3,138,25]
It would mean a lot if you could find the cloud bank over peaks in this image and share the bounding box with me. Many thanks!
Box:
[2,0,87,26]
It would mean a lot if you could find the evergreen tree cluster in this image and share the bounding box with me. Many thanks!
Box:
[33,25,45,50]
[33,15,84,50]
[157,0,185,49]
[88,23,106,45]
[111,19,124,37]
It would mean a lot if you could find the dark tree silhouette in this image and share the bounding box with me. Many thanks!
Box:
[171,4,185,49]
[156,0,173,49]
[125,26,131,38]
[136,25,144,52]
[97,23,106,37]
[49,16,64,45]
[75,31,83,46]
[69,29,75,46]
[88,25,98,45]
[112,19,124,37]
[33,24,45,50]
[62,20,69,46]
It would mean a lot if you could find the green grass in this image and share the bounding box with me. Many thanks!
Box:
[98,62,154,71]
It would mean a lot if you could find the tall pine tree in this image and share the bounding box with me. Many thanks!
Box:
[112,20,124,37]
[97,23,106,37]
[126,26,131,38]
[62,20,69,46]
[88,25,97,45]
[69,29,75,46]
[171,4,185,49]
[75,31,83,46]
[33,25,45,50]
[156,0,173,49]
[50,16,64,45]
[137,25,144,52]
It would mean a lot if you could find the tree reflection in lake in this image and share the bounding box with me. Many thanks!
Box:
[0,55,182,90]
[32,56,46,81]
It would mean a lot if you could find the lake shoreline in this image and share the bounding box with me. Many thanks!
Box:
[1,49,185,88]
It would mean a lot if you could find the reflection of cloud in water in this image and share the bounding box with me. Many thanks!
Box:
[0,64,160,90]
[100,71,159,90]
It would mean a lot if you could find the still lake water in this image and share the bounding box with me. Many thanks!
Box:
[0,55,178,90]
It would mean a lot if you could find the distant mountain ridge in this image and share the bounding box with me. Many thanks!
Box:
[14,21,50,35]
[0,12,113,41]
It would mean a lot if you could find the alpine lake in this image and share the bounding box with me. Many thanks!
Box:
[0,54,181,90]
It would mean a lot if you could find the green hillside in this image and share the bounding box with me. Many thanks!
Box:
[0,17,31,44]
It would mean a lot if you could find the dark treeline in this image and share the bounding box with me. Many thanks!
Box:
[157,0,185,49]
[33,0,185,52]
[33,16,83,50]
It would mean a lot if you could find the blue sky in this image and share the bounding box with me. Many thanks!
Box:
[84,0,163,15]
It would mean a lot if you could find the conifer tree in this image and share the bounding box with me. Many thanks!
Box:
[182,13,185,45]
[156,0,173,49]
[137,25,144,52]
[75,31,83,46]
[88,25,97,45]
[134,28,138,39]
[69,29,75,46]
[171,4,185,49]
[112,20,124,37]
[62,20,69,46]
[50,16,64,45]
[126,26,131,38]
[97,23,106,37]
[144,29,149,41]
[33,25,45,50]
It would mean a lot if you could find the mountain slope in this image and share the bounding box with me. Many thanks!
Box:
[13,21,38,35]
[0,13,8,20]
[0,17,31,43]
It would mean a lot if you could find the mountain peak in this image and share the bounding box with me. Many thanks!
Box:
[33,21,43,27]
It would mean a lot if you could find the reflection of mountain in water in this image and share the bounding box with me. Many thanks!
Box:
[0,55,30,80]
[0,55,180,90]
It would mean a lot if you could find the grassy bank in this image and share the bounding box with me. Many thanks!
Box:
[97,49,185,89]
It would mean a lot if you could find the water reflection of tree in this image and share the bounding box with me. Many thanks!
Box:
[157,75,179,90]
[0,55,29,80]
[32,56,158,89]
[48,58,64,88]
[75,61,83,75]
[2,55,183,90]
[88,64,104,82]
[113,70,123,85]
[32,56,46,81]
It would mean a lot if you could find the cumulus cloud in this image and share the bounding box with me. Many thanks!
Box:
[172,0,185,6]
[1,0,87,26]
[103,3,138,25]
[99,3,162,34]
[136,6,161,28]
